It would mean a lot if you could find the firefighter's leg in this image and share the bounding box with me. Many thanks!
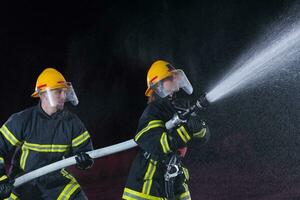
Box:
[38,169,85,200]
[57,169,85,200]
[175,167,191,200]
[4,192,19,200]
[8,182,43,200]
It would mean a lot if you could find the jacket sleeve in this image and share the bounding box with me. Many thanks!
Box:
[194,119,210,143]
[0,113,24,179]
[134,102,195,158]
[70,115,93,155]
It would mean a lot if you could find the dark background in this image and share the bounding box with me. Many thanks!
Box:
[0,0,300,199]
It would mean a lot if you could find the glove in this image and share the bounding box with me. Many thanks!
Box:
[0,176,13,199]
[75,152,94,170]
[186,115,208,140]
[171,98,192,119]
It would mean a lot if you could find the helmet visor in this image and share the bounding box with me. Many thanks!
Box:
[43,82,79,107]
[151,69,193,98]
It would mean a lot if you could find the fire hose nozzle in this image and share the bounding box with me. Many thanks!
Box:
[196,93,209,110]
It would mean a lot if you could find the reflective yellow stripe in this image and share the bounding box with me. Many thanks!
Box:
[182,167,189,181]
[180,126,191,141]
[23,141,69,152]
[122,188,166,200]
[58,169,80,200]
[4,193,19,200]
[135,120,164,141]
[0,175,7,181]
[72,131,90,147]
[57,181,80,200]
[193,128,207,138]
[142,159,157,195]
[160,132,171,154]
[20,145,29,170]
[176,126,191,143]
[0,157,4,164]
[177,128,187,143]
[178,190,191,200]
[0,125,21,146]
[61,169,75,179]
[182,183,189,192]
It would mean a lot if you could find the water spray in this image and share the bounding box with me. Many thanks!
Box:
[206,12,300,103]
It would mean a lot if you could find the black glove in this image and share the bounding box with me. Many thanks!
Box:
[171,98,192,119]
[186,115,208,140]
[75,152,94,170]
[0,176,13,199]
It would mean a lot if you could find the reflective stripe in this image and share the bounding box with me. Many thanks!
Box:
[58,169,80,200]
[179,126,191,141]
[178,190,191,200]
[176,126,191,143]
[135,120,164,141]
[20,145,29,170]
[5,193,19,200]
[183,183,189,192]
[160,132,171,154]
[0,175,7,181]
[182,167,189,181]
[23,141,69,152]
[193,128,207,138]
[0,157,4,164]
[72,131,90,147]
[0,125,21,146]
[122,188,166,200]
[142,159,157,194]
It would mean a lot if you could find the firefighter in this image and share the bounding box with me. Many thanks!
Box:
[122,60,210,200]
[0,68,94,199]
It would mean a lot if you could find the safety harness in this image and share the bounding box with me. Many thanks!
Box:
[143,151,183,199]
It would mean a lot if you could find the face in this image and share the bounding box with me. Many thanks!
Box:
[50,88,67,109]
[161,76,179,97]
[41,88,67,110]
[158,77,179,96]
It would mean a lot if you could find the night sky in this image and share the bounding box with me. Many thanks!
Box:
[1,0,300,199]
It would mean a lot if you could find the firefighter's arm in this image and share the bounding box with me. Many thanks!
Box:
[163,115,210,155]
[0,114,23,198]
[134,103,192,157]
[186,115,210,141]
[71,116,94,170]
[0,138,15,198]
[0,175,13,199]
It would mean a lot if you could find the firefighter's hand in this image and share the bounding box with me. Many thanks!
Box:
[0,176,13,199]
[186,116,208,140]
[75,152,94,170]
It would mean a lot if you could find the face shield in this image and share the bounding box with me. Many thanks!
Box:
[151,69,193,98]
[42,82,79,108]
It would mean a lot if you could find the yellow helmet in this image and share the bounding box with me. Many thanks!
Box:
[145,60,175,97]
[31,68,68,98]
[145,60,193,98]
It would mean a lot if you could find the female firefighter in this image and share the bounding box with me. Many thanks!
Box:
[122,60,210,200]
[0,68,94,199]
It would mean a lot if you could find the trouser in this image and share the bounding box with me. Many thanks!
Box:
[6,186,87,200]
[5,169,87,200]
[123,166,191,200]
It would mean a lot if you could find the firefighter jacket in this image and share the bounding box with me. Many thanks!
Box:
[0,103,93,199]
[123,96,209,200]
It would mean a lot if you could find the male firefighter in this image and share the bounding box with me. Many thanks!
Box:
[0,68,94,199]
[122,60,210,200]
